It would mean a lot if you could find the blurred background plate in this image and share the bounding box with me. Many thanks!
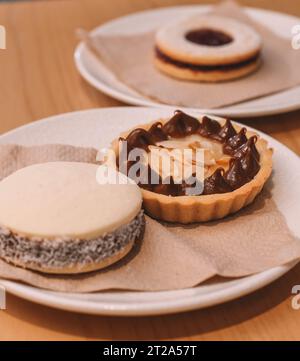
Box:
[74,5,300,118]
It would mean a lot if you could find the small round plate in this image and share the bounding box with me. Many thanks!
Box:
[0,107,299,316]
[74,6,300,118]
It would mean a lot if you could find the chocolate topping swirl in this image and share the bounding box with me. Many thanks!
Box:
[119,111,261,196]
[203,168,232,195]
[148,122,168,142]
[219,119,237,141]
[225,158,249,189]
[223,127,247,155]
[125,128,155,152]
[198,116,222,140]
[234,136,260,161]
[152,177,185,197]
[162,110,199,138]
[240,150,260,179]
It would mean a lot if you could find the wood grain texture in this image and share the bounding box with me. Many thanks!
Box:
[0,0,299,341]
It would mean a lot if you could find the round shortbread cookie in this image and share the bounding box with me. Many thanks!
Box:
[0,162,144,274]
[154,15,262,81]
[155,15,262,65]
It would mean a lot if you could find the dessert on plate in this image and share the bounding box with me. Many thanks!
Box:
[112,111,273,223]
[0,162,144,274]
[154,15,262,82]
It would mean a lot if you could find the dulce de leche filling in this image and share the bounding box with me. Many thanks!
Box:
[155,47,260,72]
[117,111,261,196]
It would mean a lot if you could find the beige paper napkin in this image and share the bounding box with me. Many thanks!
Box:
[83,0,300,109]
[0,144,299,292]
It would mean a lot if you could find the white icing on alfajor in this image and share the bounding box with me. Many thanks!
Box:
[0,162,142,239]
[155,15,262,65]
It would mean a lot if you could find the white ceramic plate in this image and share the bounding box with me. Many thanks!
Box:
[74,6,300,118]
[0,107,299,316]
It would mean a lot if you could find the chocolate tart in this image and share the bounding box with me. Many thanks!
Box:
[111,111,273,223]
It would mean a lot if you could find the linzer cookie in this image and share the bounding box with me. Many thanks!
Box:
[155,15,262,82]
[112,111,273,223]
[0,162,144,274]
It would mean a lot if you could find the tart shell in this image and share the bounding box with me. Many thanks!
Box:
[112,117,273,224]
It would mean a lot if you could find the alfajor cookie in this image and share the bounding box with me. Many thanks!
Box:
[0,162,144,274]
[155,15,262,82]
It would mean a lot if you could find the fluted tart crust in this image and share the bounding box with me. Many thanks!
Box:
[112,111,273,223]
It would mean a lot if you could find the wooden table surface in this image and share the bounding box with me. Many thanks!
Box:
[0,0,299,341]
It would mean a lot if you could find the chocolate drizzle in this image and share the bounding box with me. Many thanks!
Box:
[119,111,261,196]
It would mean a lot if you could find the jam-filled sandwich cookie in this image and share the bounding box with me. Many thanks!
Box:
[113,111,272,223]
[0,162,144,274]
[155,15,262,82]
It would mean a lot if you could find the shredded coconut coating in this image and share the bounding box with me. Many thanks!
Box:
[0,210,144,271]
